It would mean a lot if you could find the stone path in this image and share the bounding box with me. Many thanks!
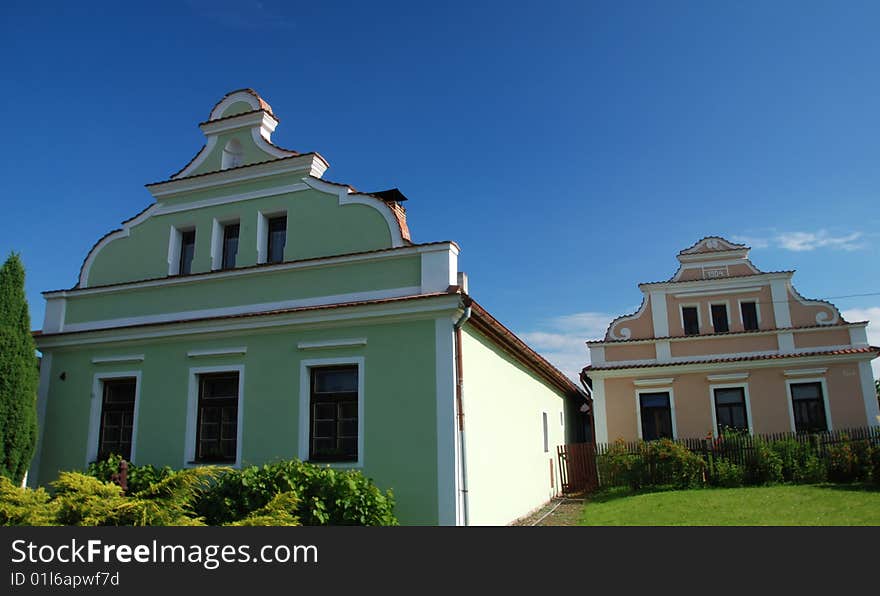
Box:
[513,497,586,526]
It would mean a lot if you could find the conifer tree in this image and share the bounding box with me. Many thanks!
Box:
[0,253,38,483]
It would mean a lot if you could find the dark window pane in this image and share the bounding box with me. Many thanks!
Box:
[222,223,239,269]
[791,382,827,433]
[741,302,759,331]
[711,304,729,333]
[309,366,359,462]
[314,369,358,394]
[179,230,195,275]
[639,392,673,441]
[98,378,136,460]
[714,387,748,433]
[682,307,700,335]
[196,372,239,462]
[267,216,287,264]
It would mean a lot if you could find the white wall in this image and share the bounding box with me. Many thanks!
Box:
[460,326,569,525]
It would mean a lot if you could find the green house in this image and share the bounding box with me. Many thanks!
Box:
[30,89,584,525]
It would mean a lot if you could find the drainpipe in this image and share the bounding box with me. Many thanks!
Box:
[453,304,472,526]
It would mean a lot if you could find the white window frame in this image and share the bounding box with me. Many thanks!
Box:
[785,376,833,433]
[167,224,196,276]
[210,218,240,271]
[184,365,245,467]
[542,412,549,453]
[87,371,143,466]
[298,357,365,468]
[737,298,761,331]
[679,303,702,335]
[635,387,677,440]
[256,209,288,265]
[709,382,753,437]
[709,301,731,334]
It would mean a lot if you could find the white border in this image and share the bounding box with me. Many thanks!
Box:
[785,377,833,433]
[708,382,753,436]
[635,387,677,439]
[297,356,365,469]
[87,371,143,466]
[184,365,245,467]
[91,354,144,364]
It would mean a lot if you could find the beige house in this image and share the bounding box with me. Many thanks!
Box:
[585,237,879,443]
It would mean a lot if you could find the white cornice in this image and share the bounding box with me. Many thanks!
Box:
[672,286,763,298]
[588,322,866,347]
[677,249,750,263]
[148,155,324,198]
[633,378,674,387]
[187,347,248,358]
[50,243,456,299]
[588,351,876,378]
[639,271,792,292]
[784,367,827,377]
[706,372,749,381]
[34,294,463,349]
[297,338,368,350]
[199,111,277,136]
[154,183,309,216]
[91,354,145,364]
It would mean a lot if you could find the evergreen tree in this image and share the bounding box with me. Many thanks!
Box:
[0,253,38,484]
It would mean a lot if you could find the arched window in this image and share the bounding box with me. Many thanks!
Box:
[221,138,244,170]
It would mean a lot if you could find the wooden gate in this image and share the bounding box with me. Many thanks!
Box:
[557,443,598,494]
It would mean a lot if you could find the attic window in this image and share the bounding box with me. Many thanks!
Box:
[221,139,244,170]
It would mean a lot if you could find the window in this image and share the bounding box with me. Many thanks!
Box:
[178,230,196,275]
[711,304,729,333]
[542,412,549,453]
[790,382,828,433]
[639,392,673,440]
[741,301,759,331]
[98,378,136,460]
[221,223,239,269]
[713,387,748,433]
[309,367,358,462]
[267,216,287,264]
[195,372,239,462]
[682,306,700,336]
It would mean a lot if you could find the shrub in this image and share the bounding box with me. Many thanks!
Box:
[0,476,57,526]
[195,460,397,526]
[828,439,873,483]
[768,438,826,484]
[597,440,642,489]
[640,439,705,489]
[226,492,301,526]
[87,454,173,494]
[745,439,783,485]
[872,446,880,485]
[712,459,745,488]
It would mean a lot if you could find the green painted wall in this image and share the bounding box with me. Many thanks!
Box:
[85,187,395,287]
[67,255,420,324]
[36,317,441,525]
[190,129,275,176]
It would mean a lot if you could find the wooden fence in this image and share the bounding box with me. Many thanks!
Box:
[557,426,880,494]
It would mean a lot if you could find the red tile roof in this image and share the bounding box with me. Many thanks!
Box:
[585,346,880,372]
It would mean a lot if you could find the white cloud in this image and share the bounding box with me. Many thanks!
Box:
[733,229,866,252]
[842,306,880,378]
[518,311,615,382]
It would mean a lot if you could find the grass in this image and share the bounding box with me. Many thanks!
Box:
[580,484,880,526]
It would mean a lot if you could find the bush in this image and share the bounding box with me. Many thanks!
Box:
[87,454,173,494]
[769,438,826,484]
[712,459,745,488]
[226,492,301,526]
[745,439,783,485]
[598,439,703,490]
[872,447,880,485]
[195,460,397,526]
[0,476,57,525]
[828,439,873,483]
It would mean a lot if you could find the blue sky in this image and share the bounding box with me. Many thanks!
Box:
[2,1,878,377]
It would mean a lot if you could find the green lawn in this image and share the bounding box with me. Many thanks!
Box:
[580,484,880,526]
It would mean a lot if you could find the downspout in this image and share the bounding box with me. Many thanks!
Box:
[453,304,472,526]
